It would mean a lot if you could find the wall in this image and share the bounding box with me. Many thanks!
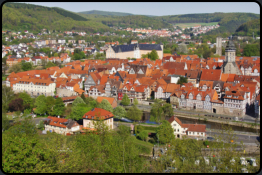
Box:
[83,118,114,130]
[57,88,77,97]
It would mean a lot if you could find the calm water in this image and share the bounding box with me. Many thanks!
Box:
[142,112,259,133]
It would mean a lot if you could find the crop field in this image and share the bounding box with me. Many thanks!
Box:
[175,22,218,28]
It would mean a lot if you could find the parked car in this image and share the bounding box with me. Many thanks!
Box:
[248,158,257,167]
[207,137,215,141]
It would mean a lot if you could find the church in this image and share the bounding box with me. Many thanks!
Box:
[222,38,242,75]
[106,43,163,59]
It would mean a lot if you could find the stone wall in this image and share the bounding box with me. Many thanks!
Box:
[57,88,77,97]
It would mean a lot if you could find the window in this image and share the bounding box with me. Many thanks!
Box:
[173,124,176,126]
[178,129,179,132]
[174,129,176,132]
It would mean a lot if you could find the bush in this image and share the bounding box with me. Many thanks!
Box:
[37,120,45,131]
[204,140,209,146]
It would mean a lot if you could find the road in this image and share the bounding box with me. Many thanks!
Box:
[206,131,259,145]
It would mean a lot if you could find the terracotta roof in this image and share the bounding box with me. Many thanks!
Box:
[185,124,206,132]
[168,116,183,127]
[165,83,180,93]
[96,96,115,105]
[200,69,221,81]
[83,108,114,120]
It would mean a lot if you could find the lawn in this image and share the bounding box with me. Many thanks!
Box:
[175,22,218,28]
[131,136,154,155]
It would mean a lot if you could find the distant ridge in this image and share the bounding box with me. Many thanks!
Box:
[78,10,134,16]
[78,10,156,17]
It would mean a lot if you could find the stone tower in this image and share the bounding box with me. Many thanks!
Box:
[222,38,242,75]
[216,37,222,56]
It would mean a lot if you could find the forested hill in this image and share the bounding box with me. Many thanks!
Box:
[80,14,173,29]
[2,2,111,33]
[79,10,134,16]
[234,19,260,37]
[154,12,259,34]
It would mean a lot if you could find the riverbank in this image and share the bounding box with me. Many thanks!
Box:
[174,112,260,131]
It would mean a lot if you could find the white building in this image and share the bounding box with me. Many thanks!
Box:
[168,116,206,139]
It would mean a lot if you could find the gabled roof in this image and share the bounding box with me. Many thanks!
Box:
[200,69,221,81]
[96,96,116,105]
[83,108,114,120]
[165,83,180,93]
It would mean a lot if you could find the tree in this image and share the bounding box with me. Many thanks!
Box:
[150,99,165,123]
[21,60,33,71]
[2,85,15,112]
[2,113,11,131]
[41,59,47,68]
[177,76,188,85]
[98,99,113,112]
[69,103,92,120]
[177,43,188,54]
[243,44,260,56]
[113,106,127,118]
[85,97,98,108]
[121,94,130,106]
[54,53,59,57]
[162,103,174,120]
[72,96,85,107]
[18,92,33,111]
[81,93,86,102]
[52,97,65,116]
[46,96,55,115]
[8,63,22,73]
[8,98,23,113]
[126,105,143,121]
[45,61,56,69]
[137,130,148,142]
[134,98,139,106]
[34,95,47,115]
[148,49,159,61]
[156,120,175,144]
[37,120,45,131]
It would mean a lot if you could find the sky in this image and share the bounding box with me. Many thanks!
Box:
[19,2,260,16]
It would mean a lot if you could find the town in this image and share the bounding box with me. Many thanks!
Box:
[2,2,260,174]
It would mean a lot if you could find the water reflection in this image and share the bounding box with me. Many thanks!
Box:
[142,112,259,133]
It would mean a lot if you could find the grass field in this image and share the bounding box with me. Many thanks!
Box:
[175,22,218,28]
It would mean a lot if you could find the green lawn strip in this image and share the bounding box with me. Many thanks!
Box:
[131,136,154,154]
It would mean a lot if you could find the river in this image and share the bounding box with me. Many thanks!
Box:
[142,112,259,133]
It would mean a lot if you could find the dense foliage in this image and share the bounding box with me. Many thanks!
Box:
[2,3,111,32]
[81,14,173,29]
[234,19,260,37]
[155,12,259,34]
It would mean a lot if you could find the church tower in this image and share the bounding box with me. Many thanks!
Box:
[222,37,242,75]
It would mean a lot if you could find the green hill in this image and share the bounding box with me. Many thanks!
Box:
[79,10,134,16]
[234,19,260,37]
[80,14,172,29]
[2,2,111,33]
[154,12,259,34]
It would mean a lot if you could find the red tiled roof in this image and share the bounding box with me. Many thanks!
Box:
[200,69,221,81]
[83,108,114,120]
